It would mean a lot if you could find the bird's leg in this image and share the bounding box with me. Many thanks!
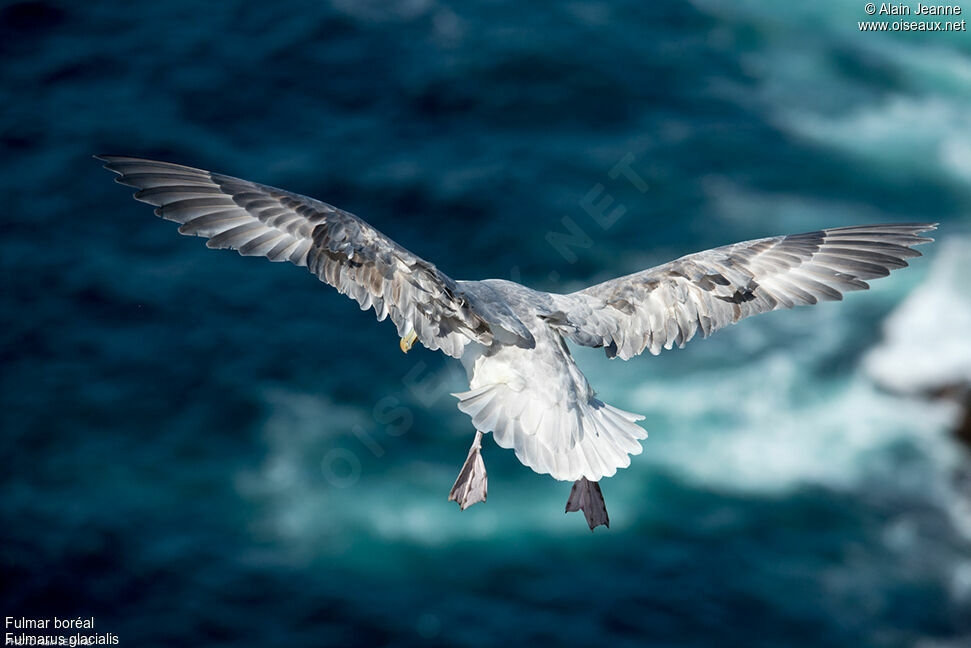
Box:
[565,477,609,530]
[399,329,418,353]
[448,430,487,510]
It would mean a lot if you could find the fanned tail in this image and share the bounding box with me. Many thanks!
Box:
[452,384,647,482]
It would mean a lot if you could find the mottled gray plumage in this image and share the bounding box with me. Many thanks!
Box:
[96,156,521,359]
[553,225,934,359]
[98,156,935,528]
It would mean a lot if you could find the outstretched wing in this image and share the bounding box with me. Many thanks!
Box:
[97,155,494,358]
[552,224,936,359]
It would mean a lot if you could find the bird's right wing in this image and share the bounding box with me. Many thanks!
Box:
[550,224,936,359]
[98,156,506,358]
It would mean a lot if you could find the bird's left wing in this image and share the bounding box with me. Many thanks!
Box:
[550,223,936,359]
[97,155,495,358]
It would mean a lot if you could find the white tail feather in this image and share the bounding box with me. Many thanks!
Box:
[453,384,646,482]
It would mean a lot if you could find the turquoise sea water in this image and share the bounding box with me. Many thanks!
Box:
[2,1,970,646]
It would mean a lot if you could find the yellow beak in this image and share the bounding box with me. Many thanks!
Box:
[400,330,418,353]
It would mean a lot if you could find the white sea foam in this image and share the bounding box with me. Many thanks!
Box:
[864,236,971,394]
[579,241,966,503]
[691,0,971,186]
[786,96,971,183]
[236,386,585,552]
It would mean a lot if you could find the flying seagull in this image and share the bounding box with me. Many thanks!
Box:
[97,155,936,529]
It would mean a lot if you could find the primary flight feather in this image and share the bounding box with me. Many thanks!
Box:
[98,155,935,529]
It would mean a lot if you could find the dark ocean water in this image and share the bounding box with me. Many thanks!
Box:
[3,1,971,646]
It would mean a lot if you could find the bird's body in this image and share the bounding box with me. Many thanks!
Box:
[453,279,647,484]
[98,155,935,529]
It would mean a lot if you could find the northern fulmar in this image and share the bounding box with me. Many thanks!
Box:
[97,155,936,529]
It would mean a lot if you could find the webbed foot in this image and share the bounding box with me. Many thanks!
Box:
[565,477,609,530]
[448,431,487,510]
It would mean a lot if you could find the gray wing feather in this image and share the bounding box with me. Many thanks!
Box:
[98,156,495,358]
[554,224,936,359]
